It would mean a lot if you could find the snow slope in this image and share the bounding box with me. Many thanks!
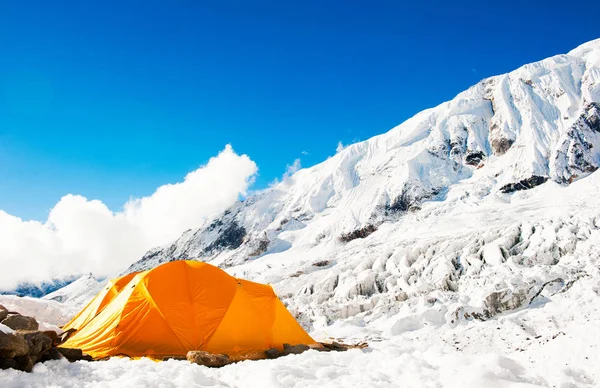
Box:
[42,273,103,307]
[123,38,600,330]
[3,39,600,387]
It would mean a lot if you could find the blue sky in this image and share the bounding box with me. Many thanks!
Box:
[1,0,598,221]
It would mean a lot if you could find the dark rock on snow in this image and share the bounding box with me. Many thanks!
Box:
[483,289,528,317]
[23,331,53,358]
[2,314,39,331]
[0,331,29,359]
[465,151,485,166]
[282,343,311,355]
[40,347,64,362]
[0,358,18,370]
[264,348,282,359]
[1,308,92,372]
[14,354,35,373]
[187,350,230,367]
[499,176,548,193]
[57,347,93,362]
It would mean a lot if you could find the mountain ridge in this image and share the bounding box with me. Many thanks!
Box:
[126,38,600,275]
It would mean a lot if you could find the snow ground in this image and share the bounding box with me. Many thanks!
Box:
[1,285,598,388]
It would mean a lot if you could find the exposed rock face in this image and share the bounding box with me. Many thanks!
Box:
[500,176,549,193]
[248,238,269,257]
[553,102,600,183]
[339,225,378,242]
[491,137,514,156]
[465,151,485,166]
[186,350,230,367]
[124,209,249,274]
[204,220,246,254]
[483,289,528,317]
[2,314,39,331]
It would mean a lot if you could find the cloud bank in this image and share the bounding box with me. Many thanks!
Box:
[0,145,258,290]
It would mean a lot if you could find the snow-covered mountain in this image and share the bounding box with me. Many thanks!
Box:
[42,273,103,306]
[0,276,79,298]
[118,39,600,332]
[5,38,600,388]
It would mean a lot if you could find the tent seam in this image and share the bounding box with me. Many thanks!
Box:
[139,279,189,353]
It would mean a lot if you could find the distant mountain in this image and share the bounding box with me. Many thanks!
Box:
[42,273,103,305]
[0,276,79,298]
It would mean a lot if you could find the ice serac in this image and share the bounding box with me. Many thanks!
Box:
[119,39,600,331]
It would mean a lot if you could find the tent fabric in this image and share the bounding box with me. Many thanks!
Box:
[60,260,316,360]
[62,271,139,332]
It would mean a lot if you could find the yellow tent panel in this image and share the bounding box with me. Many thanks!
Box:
[62,271,139,332]
[61,261,316,359]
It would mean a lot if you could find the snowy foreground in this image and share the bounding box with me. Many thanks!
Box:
[1,274,599,388]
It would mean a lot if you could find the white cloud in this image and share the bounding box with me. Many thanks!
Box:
[0,145,258,290]
[283,159,301,180]
[336,141,345,153]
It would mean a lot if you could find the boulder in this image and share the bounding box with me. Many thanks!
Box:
[23,331,53,357]
[0,305,8,322]
[40,347,64,362]
[2,314,39,331]
[41,330,59,346]
[0,358,18,370]
[282,343,310,355]
[14,354,34,373]
[57,347,92,362]
[484,289,528,317]
[0,331,29,358]
[186,350,230,367]
[264,348,282,359]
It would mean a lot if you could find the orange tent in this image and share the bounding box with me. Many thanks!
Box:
[60,260,316,360]
[62,271,138,332]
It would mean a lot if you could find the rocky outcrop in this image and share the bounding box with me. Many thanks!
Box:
[553,102,600,184]
[0,305,7,322]
[204,220,246,254]
[465,151,485,166]
[339,224,378,242]
[0,305,91,372]
[491,137,514,156]
[500,176,548,193]
[483,289,528,318]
